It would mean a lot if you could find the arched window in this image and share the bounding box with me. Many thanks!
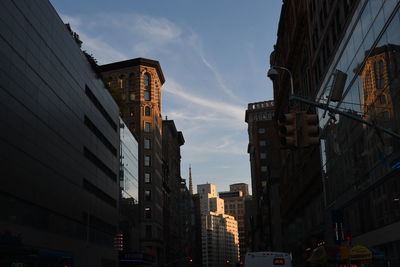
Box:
[144,73,151,101]
[118,75,125,89]
[144,73,150,88]
[145,106,151,116]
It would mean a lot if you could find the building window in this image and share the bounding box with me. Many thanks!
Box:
[145,106,151,116]
[145,173,151,183]
[260,153,267,159]
[145,190,151,201]
[144,73,150,88]
[381,111,390,121]
[377,94,386,104]
[118,75,125,88]
[374,60,384,89]
[144,138,151,149]
[145,207,151,219]
[144,155,151,166]
[258,128,265,134]
[259,140,266,147]
[145,225,152,238]
[261,166,267,172]
[144,122,151,132]
[144,90,151,101]
[129,92,135,101]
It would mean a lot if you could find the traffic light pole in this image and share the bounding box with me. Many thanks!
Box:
[289,95,400,140]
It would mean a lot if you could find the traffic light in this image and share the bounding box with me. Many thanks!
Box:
[278,112,298,148]
[188,257,193,263]
[300,113,319,147]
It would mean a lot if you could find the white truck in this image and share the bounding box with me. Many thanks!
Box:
[244,251,292,267]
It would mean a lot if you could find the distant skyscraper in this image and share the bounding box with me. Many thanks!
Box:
[197,184,240,266]
[219,183,251,261]
[189,165,194,195]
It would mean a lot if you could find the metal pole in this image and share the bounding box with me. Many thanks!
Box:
[271,65,294,95]
[290,95,400,139]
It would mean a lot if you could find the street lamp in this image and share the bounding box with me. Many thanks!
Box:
[267,65,294,96]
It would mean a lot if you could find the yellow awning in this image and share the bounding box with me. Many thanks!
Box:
[350,245,372,261]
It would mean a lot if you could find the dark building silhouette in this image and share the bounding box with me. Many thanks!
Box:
[162,119,195,266]
[271,0,400,265]
[245,101,283,252]
[0,0,120,265]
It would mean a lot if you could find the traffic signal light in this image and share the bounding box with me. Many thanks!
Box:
[300,113,319,147]
[278,112,298,148]
[188,257,193,263]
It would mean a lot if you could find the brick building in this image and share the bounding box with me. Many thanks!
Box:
[100,58,165,265]
[245,101,282,252]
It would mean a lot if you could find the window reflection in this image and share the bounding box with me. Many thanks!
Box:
[318,2,400,236]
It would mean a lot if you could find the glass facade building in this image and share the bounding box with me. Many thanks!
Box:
[120,119,139,202]
[317,0,400,263]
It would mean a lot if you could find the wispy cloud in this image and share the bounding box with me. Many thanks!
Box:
[164,78,245,124]
[188,34,242,103]
[59,11,250,180]
[61,12,242,102]
[61,14,127,63]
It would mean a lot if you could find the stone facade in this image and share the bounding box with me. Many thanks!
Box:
[100,58,165,265]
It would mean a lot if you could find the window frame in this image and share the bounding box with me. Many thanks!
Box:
[144,138,151,149]
[145,106,151,116]
[145,173,151,183]
[145,190,151,201]
[144,155,151,166]
[144,122,151,132]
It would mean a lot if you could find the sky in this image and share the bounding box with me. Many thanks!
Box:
[50,0,282,193]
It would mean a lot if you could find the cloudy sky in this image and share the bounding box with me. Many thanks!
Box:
[50,0,282,193]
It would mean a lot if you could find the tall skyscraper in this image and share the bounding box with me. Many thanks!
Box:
[219,183,251,261]
[189,165,194,195]
[100,58,165,264]
[197,184,240,266]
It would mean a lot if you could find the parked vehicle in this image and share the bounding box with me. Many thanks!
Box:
[244,251,292,267]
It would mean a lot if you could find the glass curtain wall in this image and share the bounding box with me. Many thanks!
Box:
[120,119,139,202]
[317,0,400,237]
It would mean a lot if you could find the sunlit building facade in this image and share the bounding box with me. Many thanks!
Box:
[198,184,240,266]
[100,58,165,265]
[219,183,251,261]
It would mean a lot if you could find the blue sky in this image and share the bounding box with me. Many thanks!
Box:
[50,0,282,193]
